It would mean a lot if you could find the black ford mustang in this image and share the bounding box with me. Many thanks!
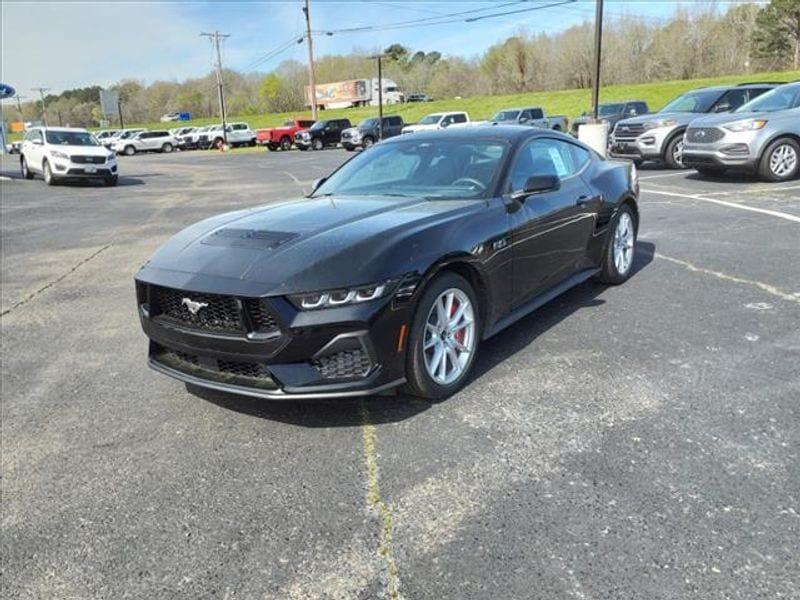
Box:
[136,127,639,400]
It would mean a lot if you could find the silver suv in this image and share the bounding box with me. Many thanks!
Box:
[609,83,776,168]
[682,82,800,182]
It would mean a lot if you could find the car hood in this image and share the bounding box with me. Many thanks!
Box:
[686,111,772,127]
[617,112,698,126]
[138,195,481,296]
[54,145,110,156]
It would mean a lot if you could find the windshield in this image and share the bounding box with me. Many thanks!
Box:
[310,121,326,130]
[313,139,508,200]
[418,114,441,125]
[660,89,723,113]
[358,118,378,128]
[735,85,800,113]
[598,103,624,116]
[45,131,98,146]
[491,110,520,122]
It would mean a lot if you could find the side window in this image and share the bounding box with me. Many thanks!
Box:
[530,108,544,120]
[715,89,748,112]
[635,102,648,114]
[507,138,579,192]
[452,114,467,124]
[748,88,771,103]
[568,143,592,171]
[520,110,534,121]
[441,116,453,126]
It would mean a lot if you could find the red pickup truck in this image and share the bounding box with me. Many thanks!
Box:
[256,118,316,151]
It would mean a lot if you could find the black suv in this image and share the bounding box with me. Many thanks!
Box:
[341,116,405,151]
[570,101,649,136]
[295,119,352,151]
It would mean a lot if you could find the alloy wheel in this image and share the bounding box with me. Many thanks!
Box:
[770,144,798,178]
[423,288,476,385]
[672,139,685,167]
[613,212,635,275]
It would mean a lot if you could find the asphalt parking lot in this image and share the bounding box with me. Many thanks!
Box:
[2,149,799,599]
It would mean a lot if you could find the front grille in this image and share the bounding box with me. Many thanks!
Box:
[72,155,106,164]
[615,123,645,138]
[341,131,352,140]
[153,286,242,333]
[148,285,281,337]
[686,127,724,144]
[153,344,277,389]
[67,168,110,176]
[683,154,716,165]
[312,348,372,380]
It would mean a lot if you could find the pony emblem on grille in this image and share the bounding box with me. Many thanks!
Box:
[181,298,208,315]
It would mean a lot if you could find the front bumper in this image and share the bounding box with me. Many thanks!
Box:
[682,128,762,171]
[52,158,117,178]
[135,274,415,400]
[609,125,675,161]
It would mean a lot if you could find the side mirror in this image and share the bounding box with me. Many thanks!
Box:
[311,177,327,193]
[32,138,43,145]
[714,104,731,113]
[440,120,450,128]
[511,175,560,201]
[519,117,529,123]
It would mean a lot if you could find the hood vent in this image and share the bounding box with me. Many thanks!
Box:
[201,228,299,250]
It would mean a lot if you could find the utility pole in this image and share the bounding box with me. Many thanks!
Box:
[590,0,604,121]
[12,94,26,121]
[370,54,385,140]
[33,87,50,126]
[200,30,231,144]
[302,0,318,120]
[118,98,125,129]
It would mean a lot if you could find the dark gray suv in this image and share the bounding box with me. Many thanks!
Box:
[341,116,405,151]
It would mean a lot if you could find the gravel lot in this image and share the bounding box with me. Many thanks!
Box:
[2,148,798,599]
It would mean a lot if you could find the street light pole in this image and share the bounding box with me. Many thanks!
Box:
[590,0,604,122]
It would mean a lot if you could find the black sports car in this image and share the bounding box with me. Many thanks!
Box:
[135,127,639,400]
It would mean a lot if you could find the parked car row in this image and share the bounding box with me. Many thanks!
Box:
[606,81,799,181]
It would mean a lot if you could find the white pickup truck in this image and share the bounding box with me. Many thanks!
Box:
[485,107,568,131]
[199,122,257,149]
[401,112,471,134]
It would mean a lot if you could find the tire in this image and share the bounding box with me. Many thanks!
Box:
[362,136,375,149]
[345,146,355,152]
[597,204,637,285]
[695,167,725,178]
[552,125,562,132]
[266,143,278,152]
[161,142,173,153]
[758,137,800,182]
[633,159,644,168]
[43,160,56,186]
[403,272,481,400]
[312,138,324,151]
[104,175,119,187]
[213,138,224,150]
[664,133,687,169]
[21,156,34,179]
[298,146,308,152]
[249,139,257,147]
[279,136,292,151]
[123,145,136,156]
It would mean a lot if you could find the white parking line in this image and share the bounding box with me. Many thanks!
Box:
[637,172,691,181]
[703,184,800,196]
[642,187,800,224]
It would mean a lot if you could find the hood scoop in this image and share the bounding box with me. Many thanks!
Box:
[201,228,299,250]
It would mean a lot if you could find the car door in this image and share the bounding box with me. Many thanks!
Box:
[506,137,599,305]
[24,129,45,170]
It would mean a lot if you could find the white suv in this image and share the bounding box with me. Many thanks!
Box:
[112,130,179,155]
[402,112,470,133]
[20,127,118,186]
[205,122,256,148]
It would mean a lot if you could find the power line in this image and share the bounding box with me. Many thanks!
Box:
[465,0,576,23]
[245,34,305,71]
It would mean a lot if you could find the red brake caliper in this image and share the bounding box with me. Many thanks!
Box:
[450,299,465,344]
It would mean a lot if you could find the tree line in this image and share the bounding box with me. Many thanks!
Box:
[7,0,799,127]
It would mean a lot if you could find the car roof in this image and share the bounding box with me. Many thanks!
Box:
[382,125,574,145]
[35,126,87,132]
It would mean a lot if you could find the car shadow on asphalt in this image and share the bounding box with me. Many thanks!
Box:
[189,241,656,427]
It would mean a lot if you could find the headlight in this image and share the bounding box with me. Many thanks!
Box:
[723,119,767,132]
[51,150,70,160]
[289,280,395,310]
[106,153,116,162]
[643,119,677,130]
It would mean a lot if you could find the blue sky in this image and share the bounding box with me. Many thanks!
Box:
[1,1,757,94]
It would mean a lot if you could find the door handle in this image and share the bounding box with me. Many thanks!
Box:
[576,195,590,206]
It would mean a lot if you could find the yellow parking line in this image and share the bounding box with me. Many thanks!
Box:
[361,404,402,599]
[655,252,800,305]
